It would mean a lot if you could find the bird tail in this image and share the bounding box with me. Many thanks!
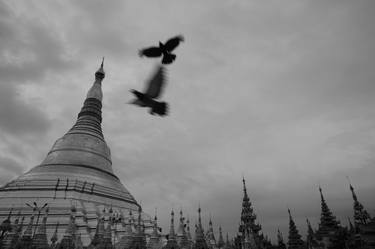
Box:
[151,101,168,116]
[162,53,176,64]
[138,50,144,57]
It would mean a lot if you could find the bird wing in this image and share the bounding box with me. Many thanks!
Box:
[145,65,166,99]
[139,47,162,57]
[164,35,184,52]
[129,99,146,107]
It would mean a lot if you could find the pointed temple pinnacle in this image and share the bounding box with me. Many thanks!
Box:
[347,176,358,201]
[242,177,249,200]
[95,57,105,80]
[318,185,324,200]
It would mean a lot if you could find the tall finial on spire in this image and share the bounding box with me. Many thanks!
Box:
[346,176,358,201]
[242,177,249,201]
[318,185,324,202]
[169,209,176,239]
[198,203,202,226]
[95,57,105,80]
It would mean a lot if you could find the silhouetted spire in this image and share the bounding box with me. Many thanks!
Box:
[239,178,261,248]
[186,217,192,241]
[193,205,209,249]
[117,210,134,249]
[2,211,20,249]
[349,182,371,228]
[348,217,355,233]
[32,208,49,249]
[306,219,318,249]
[277,229,287,249]
[95,57,105,80]
[287,209,304,249]
[217,226,225,248]
[16,213,34,249]
[242,177,248,201]
[0,208,13,239]
[147,209,161,249]
[316,186,340,239]
[102,214,113,248]
[50,222,59,247]
[206,215,216,247]
[169,209,176,239]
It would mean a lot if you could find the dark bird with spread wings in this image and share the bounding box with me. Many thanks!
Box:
[139,35,184,64]
[130,65,168,116]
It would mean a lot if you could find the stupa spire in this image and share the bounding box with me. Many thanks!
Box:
[242,177,248,201]
[287,209,304,249]
[72,59,106,138]
[32,207,49,249]
[217,226,225,248]
[50,222,59,246]
[169,209,176,239]
[151,208,159,237]
[239,177,261,246]
[58,205,77,248]
[186,217,192,241]
[193,205,209,249]
[348,181,371,227]
[277,228,287,249]
[316,187,340,236]
[306,218,318,249]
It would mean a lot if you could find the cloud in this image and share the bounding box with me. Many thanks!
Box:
[0,1,79,84]
[0,84,51,136]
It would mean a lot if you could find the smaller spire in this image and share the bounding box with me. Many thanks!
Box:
[169,209,176,238]
[319,185,324,201]
[186,217,192,241]
[51,222,59,245]
[198,204,202,227]
[348,217,355,233]
[217,226,225,248]
[346,176,358,201]
[287,209,304,249]
[242,177,249,201]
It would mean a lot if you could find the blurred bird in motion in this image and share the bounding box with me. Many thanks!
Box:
[138,35,184,64]
[130,65,168,116]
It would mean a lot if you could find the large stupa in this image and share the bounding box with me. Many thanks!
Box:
[0,60,151,246]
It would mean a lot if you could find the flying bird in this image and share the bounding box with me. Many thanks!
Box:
[130,65,168,116]
[138,35,184,64]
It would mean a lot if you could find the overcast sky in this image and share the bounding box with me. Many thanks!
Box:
[1,0,375,242]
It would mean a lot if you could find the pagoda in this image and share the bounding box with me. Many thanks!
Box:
[0,60,151,246]
[277,229,286,249]
[217,227,225,249]
[236,178,262,249]
[287,209,304,249]
[177,210,190,249]
[163,210,180,249]
[206,216,216,249]
[315,187,341,248]
[147,210,162,249]
[193,206,209,249]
